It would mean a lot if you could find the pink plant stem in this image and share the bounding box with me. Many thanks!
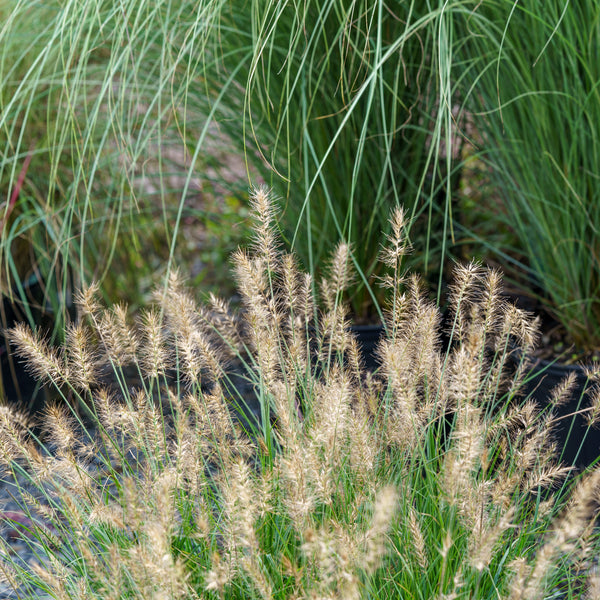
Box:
[1,146,34,233]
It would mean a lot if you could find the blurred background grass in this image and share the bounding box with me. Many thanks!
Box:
[1,0,599,369]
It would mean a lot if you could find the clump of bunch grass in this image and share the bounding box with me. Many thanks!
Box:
[2,187,600,599]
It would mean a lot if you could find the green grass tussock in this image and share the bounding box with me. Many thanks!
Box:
[456,1,600,350]
[0,0,469,333]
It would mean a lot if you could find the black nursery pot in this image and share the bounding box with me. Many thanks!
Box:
[519,358,598,470]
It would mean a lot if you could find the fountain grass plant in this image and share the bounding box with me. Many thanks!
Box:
[455,1,600,352]
[0,0,249,330]
[1,188,600,599]
[0,0,475,340]
[205,0,464,312]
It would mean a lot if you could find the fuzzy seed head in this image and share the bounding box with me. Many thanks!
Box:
[587,384,600,428]
[74,282,102,318]
[321,241,354,311]
[7,323,68,385]
[99,302,139,367]
[379,205,411,268]
[363,486,398,574]
[139,307,168,378]
[249,185,280,269]
[65,321,99,390]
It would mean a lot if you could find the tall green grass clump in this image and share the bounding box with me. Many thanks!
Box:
[2,188,600,598]
[0,0,248,329]
[457,1,600,351]
[1,0,478,334]
[207,0,474,311]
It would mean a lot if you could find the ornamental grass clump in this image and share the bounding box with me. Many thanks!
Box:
[2,187,600,599]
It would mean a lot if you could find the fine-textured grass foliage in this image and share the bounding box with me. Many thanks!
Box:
[0,0,249,328]
[205,0,474,312]
[4,0,600,358]
[457,1,600,350]
[2,189,600,599]
[0,0,474,337]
